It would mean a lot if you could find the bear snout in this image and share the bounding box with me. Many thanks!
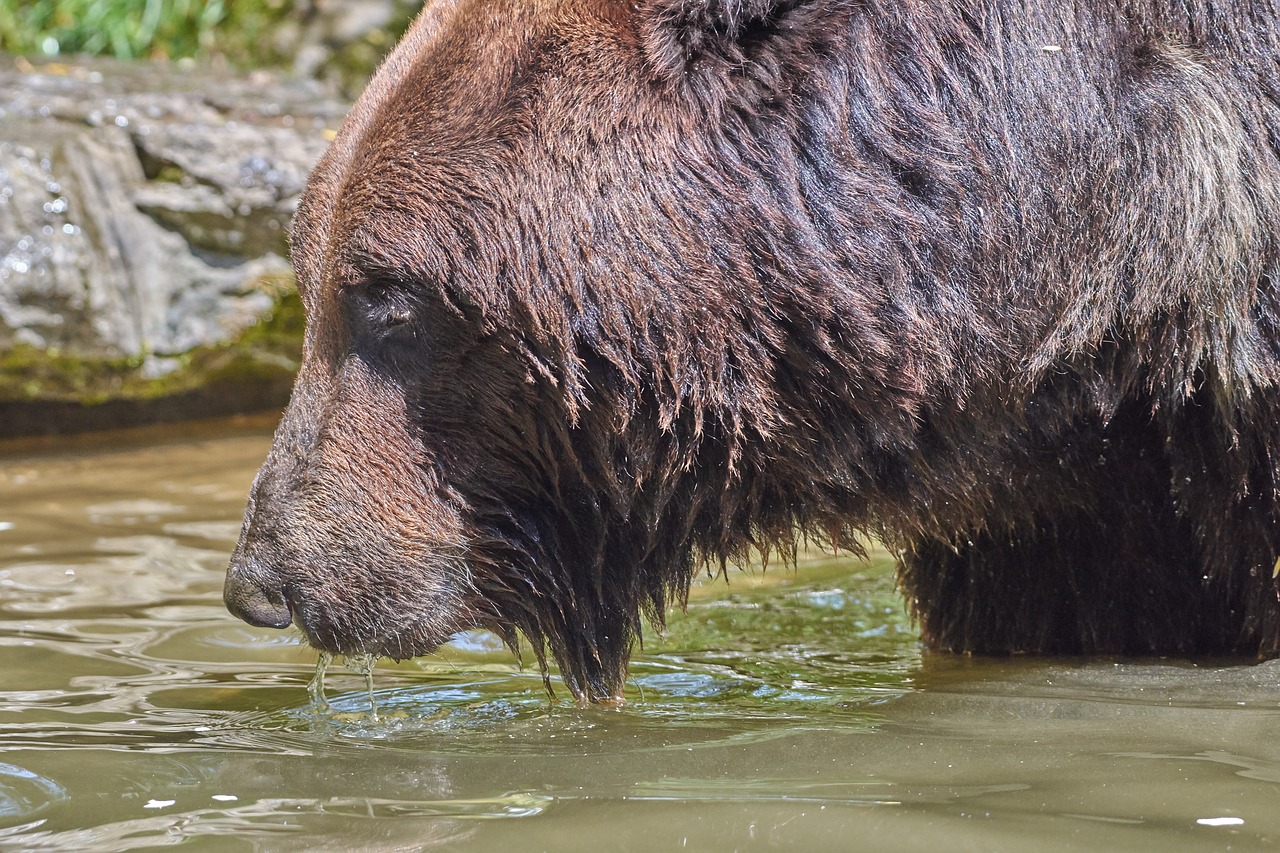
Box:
[223,563,293,630]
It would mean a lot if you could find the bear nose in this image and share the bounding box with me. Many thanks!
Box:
[224,570,292,629]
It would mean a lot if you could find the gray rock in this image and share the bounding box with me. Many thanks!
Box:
[291,0,416,80]
[0,56,347,369]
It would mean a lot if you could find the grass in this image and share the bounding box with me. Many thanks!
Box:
[0,0,294,64]
[0,0,421,93]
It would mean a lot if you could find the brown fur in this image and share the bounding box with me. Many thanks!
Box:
[227,0,1280,701]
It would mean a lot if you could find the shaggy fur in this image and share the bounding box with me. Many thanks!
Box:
[225,0,1280,701]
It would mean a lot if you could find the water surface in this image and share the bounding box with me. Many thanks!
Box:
[1,418,1278,850]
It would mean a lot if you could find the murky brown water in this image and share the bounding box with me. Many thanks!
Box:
[1,417,1279,851]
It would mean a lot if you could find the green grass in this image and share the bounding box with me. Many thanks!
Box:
[0,0,293,64]
[0,0,421,92]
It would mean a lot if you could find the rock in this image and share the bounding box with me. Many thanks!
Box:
[0,56,349,436]
[290,0,420,86]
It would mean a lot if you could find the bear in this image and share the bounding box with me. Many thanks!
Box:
[225,0,1280,703]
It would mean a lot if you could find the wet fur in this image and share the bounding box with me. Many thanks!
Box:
[227,0,1280,701]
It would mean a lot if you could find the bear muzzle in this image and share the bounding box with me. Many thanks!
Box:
[223,566,293,630]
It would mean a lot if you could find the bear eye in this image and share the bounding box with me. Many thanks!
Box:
[350,280,418,343]
[381,304,413,330]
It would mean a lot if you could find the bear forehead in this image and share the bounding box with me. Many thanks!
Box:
[352,0,640,157]
[319,1,650,271]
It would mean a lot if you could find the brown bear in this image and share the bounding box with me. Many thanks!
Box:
[225,0,1280,702]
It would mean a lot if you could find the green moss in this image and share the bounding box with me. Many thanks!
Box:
[0,274,303,406]
[151,163,188,184]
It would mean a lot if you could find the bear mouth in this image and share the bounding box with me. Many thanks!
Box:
[291,602,467,663]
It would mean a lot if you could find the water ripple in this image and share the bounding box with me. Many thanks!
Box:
[0,762,68,824]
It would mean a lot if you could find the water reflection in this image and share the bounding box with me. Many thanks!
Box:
[0,761,67,821]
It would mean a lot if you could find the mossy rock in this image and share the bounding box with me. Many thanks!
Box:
[0,286,304,438]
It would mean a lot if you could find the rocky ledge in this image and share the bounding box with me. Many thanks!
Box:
[0,55,348,437]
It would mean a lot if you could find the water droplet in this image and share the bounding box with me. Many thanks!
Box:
[1197,817,1244,827]
[344,652,381,722]
[308,651,332,711]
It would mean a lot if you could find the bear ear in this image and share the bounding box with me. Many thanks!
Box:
[639,0,801,74]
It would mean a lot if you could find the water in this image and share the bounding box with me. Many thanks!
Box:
[1,417,1279,851]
